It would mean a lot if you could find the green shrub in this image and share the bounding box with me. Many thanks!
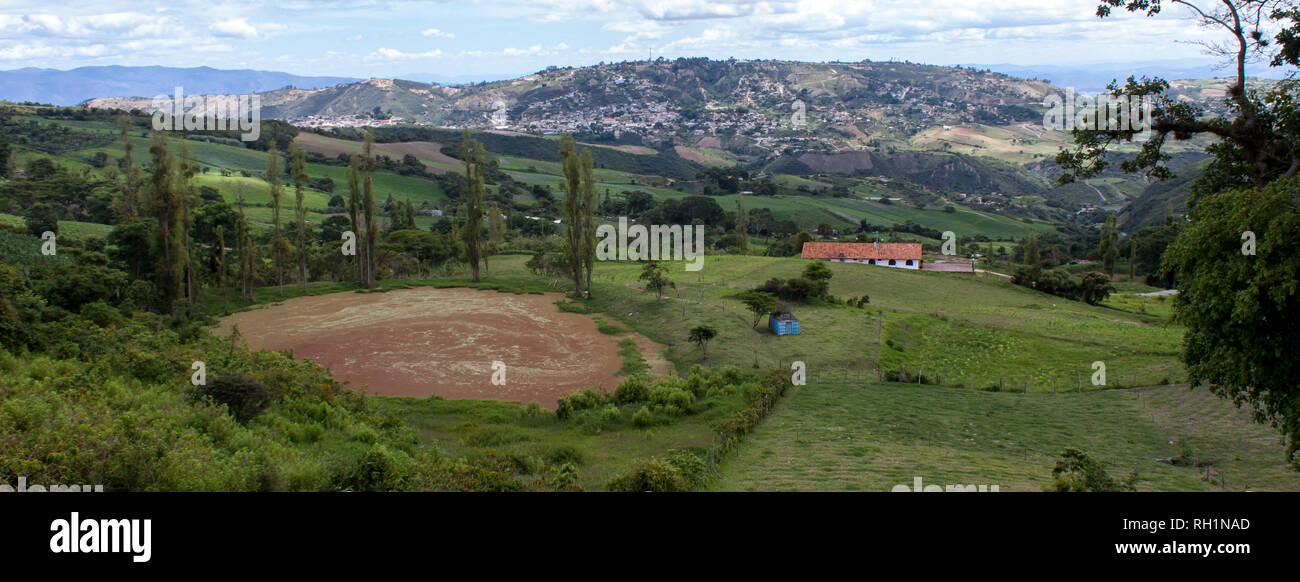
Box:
[612,375,650,404]
[607,450,707,492]
[79,300,125,328]
[572,409,610,435]
[648,377,694,412]
[337,445,411,492]
[199,373,274,424]
[533,443,585,466]
[556,388,606,420]
[606,458,688,492]
[1048,448,1138,492]
[632,405,654,427]
[666,449,707,487]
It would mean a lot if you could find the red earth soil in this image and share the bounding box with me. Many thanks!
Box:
[215,288,667,408]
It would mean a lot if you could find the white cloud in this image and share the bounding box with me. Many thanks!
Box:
[420,27,455,39]
[209,18,259,39]
[367,47,444,60]
[0,42,109,60]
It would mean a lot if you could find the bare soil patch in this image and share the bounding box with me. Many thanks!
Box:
[674,145,714,163]
[215,288,667,407]
[579,142,657,155]
[695,136,722,149]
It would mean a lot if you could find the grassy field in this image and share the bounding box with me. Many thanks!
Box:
[713,382,1300,491]
[581,255,1182,390]
[0,213,114,239]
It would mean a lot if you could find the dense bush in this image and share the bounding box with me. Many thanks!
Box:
[753,261,834,303]
[648,377,694,412]
[1048,448,1137,492]
[1011,266,1114,305]
[611,375,649,404]
[198,373,275,424]
[606,449,707,492]
[632,406,654,427]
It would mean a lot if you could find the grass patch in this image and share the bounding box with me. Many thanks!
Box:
[616,339,648,377]
[592,315,627,335]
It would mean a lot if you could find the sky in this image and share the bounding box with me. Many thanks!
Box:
[0,0,1265,79]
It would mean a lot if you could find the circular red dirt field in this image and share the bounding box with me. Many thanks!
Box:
[215,288,665,407]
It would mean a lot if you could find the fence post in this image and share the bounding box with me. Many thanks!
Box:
[999,376,1003,392]
[1077,372,1081,392]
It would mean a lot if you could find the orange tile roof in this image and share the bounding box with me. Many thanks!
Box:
[801,242,923,261]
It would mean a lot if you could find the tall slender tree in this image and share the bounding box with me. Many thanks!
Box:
[461,129,485,282]
[346,154,363,285]
[215,224,226,307]
[116,116,140,222]
[235,183,252,302]
[177,141,197,307]
[363,131,377,286]
[1024,231,1040,266]
[579,148,597,297]
[1097,215,1118,276]
[289,140,309,293]
[266,142,285,295]
[735,191,750,254]
[559,135,584,296]
[1128,238,1137,281]
[147,132,183,315]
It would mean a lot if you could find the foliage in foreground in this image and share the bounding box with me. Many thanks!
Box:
[0,298,540,491]
[1165,177,1300,467]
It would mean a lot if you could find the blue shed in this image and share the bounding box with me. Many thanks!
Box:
[769,312,800,336]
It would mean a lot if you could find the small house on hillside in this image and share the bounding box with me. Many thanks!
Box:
[801,242,923,270]
[769,312,800,336]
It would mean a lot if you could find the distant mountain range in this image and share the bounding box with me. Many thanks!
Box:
[0,66,358,106]
[81,59,1058,152]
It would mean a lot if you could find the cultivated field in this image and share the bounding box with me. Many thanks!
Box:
[713,382,1300,492]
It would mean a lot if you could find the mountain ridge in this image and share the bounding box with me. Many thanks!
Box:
[0,65,358,106]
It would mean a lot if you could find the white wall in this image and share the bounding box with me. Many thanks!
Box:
[818,258,919,269]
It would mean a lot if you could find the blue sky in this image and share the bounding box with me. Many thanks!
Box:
[0,0,1257,79]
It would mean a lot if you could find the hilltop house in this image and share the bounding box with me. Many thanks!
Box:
[801,242,923,270]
